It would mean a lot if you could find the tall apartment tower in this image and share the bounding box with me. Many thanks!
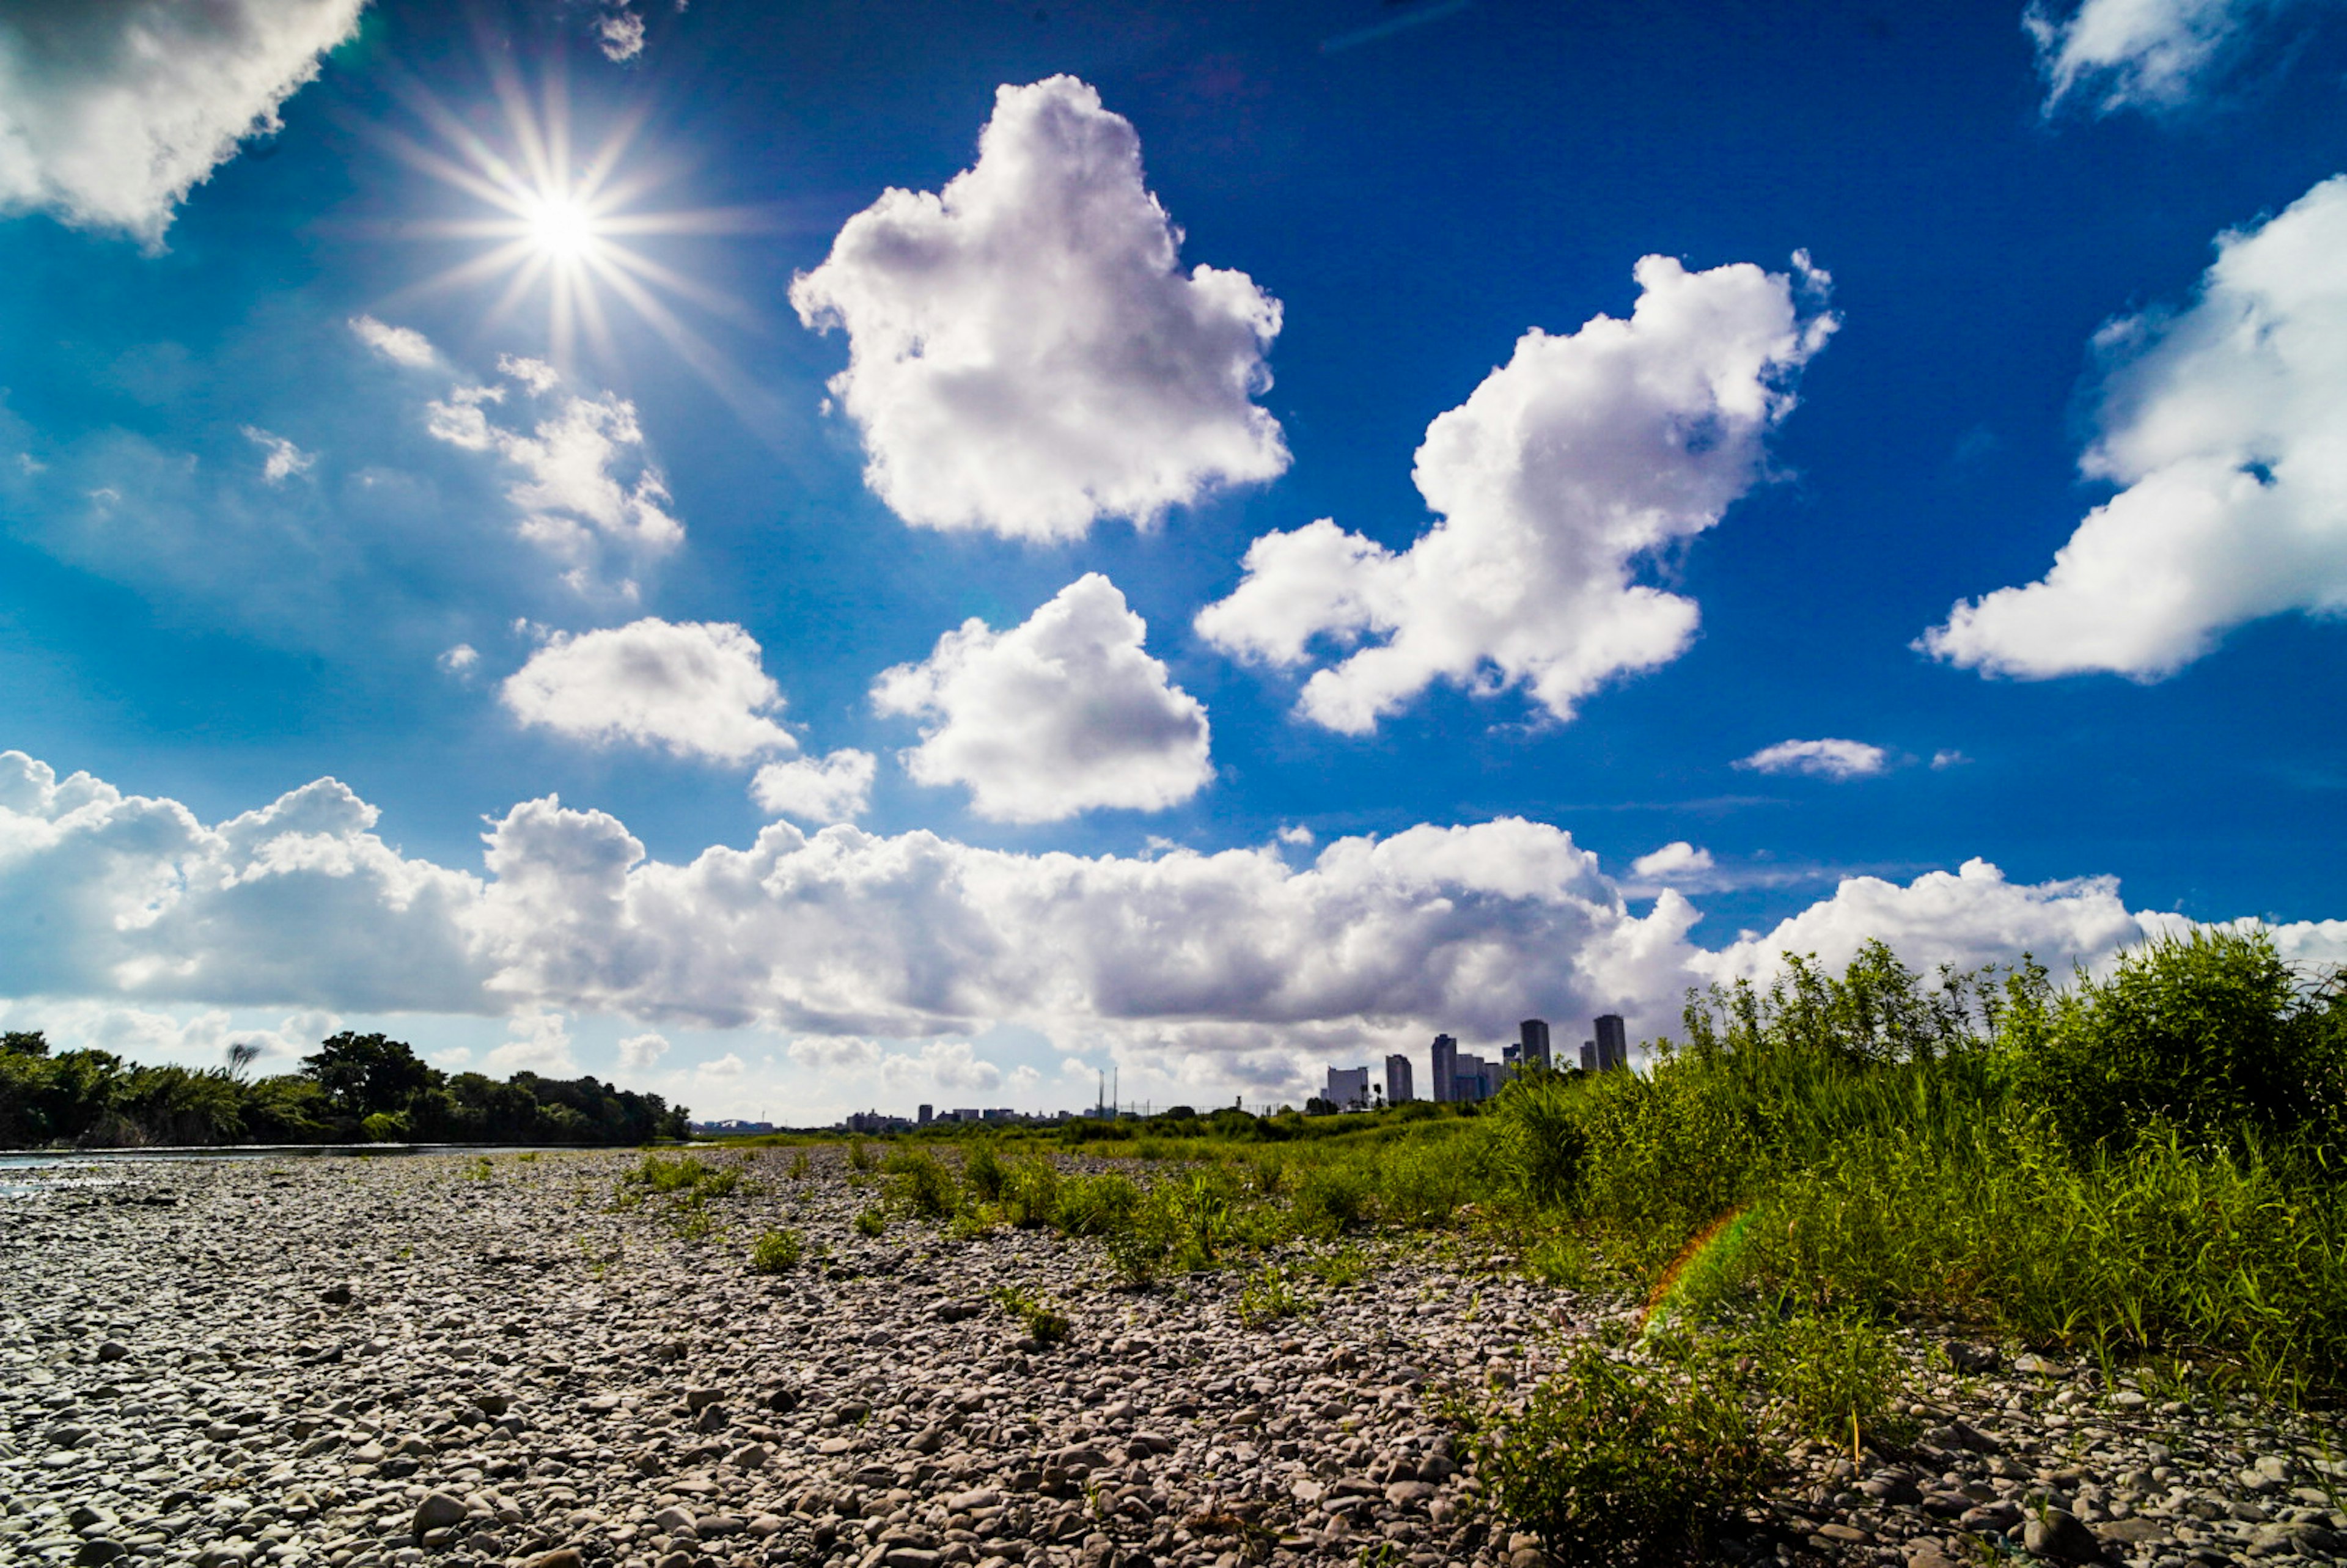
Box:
[1595,1013,1629,1072]
[1384,1053,1415,1104]
[1518,1019,1552,1070]
[1579,1041,1596,1072]
[1430,1033,1458,1104]
[917,1104,934,1126]
[1326,1066,1371,1111]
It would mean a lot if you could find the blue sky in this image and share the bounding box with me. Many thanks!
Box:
[3,0,2345,1121]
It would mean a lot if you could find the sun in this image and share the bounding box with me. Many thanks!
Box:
[376,62,766,385]
[524,190,602,264]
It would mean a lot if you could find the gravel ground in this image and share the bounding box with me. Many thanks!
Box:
[3,1147,2345,1568]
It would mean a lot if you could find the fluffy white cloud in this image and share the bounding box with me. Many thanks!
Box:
[242,425,314,485]
[1692,859,2148,987]
[438,643,480,676]
[700,1051,746,1079]
[615,1031,669,1071]
[1630,841,1714,880]
[787,1036,883,1072]
[2028,0,2275,114]
[417,357,681,599]
[1736,738,1888,780]
[0,749,488,1011]
[10,749,2340,1088]
[790,75,1288,541]
[350,315,436,368]
[1923,177,2347,680]
[751,750,876,824]
[485,1007,573,1074]
[501,618,798,764]
[880,1039,1003,1094]
[874,574,1213,822]
[594,6,645,62]
[0,0,364,243]
[1197,255,1835,733]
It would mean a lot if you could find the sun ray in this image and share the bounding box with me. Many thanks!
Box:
[368,54,774,392]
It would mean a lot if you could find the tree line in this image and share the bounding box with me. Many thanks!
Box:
[0,1028,689,1148]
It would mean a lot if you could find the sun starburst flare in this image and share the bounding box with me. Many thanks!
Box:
[367,58,784,427]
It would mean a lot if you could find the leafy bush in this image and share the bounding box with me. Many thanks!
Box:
[1464,1339,1768,1566]
[1735,1311,1908,1447]
[853,1207,886,1237]
[996,1151,1063,1226]
[963,1140,1007,1200]
[993,1284,1070,1344]
[2000,928,2347,1154]
[787,1149,812,1180]
[749,1228,804,1273]
[847,1137,875,1171]
[1236,1266,1310,1325]
[881,1147,963,1218]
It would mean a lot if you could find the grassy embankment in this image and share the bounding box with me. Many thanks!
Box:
[674,929,2344,1561]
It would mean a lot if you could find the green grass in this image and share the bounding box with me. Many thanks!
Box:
[748,1228,804,1274]
[992,1283,1070,1344]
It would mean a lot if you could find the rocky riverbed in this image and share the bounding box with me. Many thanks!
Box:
[3,1148,2345,1568]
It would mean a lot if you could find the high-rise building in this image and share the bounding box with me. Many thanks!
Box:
[1580,1041,1596,1072]
[1384,1053,1414,1104]
[1595,1013,1629,1072]
[1519,1019,1552,1069]
[1326,1065,1371,1111]
[917,1104,934,1126]
[1430,1033,1458,1104]
[1453,1052,1502,1103]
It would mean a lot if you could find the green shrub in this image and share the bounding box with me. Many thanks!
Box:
[359,1111,409,1143]
[993,1284,1070,1344]
[847,1136,875,1171]
[787,1149,812,1180]
[853,1207,886,1237]
[1735,1310,1909,1448]
[749,1228,804,1274]
[881,1147,963,1218]
[963,1139,1006,1201]
[1464,1339,1768,1566]
[997,1151,1063,1226]
[2000,928,2347,1155]
[1236,1266,1310,1325]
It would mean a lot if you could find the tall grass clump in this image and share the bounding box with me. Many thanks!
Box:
[1483,928,2347,1398]
[1461,1338,1767,1567]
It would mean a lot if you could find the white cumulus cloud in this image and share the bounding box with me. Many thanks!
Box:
[615,1031,669,1071]
[1692,859,2150,987]
[1736,738,1888,780]
[349,315,436,368]
[0,0,365,244]
[2028,0,2280,115]
[242,425,314,485]
[485,1007,573,1074]
[1630,841,1715,880]
[1197,254,1835,733]
[880,1039,1004,1095]
[751,750,876,824]
[10,748,2342,1088]
[501,618,798,764]
[790,75,1288,541]
[417,357,681,599]
[1923,177,2347,681]
[873,574,1213,822]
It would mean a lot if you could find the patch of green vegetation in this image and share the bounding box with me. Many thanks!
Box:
[787,1149,811,1180]
[881,1146,963,1219]
[853,1207,886,1238]
[1457,1337,1768,1566]
[846,1137,875,1172]
[748,1228,804,1274]
[1235,1265,1311,1326]
[461,1156,494,1181]
[993,1283,1070,1344]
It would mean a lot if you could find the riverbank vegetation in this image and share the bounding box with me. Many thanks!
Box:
[0,1028,688,1148]
[746,929,2346,1404]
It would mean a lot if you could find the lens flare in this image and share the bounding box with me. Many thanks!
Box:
[369,58,774,412]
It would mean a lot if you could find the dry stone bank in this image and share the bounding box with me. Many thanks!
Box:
[3,1149,2343,1568]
